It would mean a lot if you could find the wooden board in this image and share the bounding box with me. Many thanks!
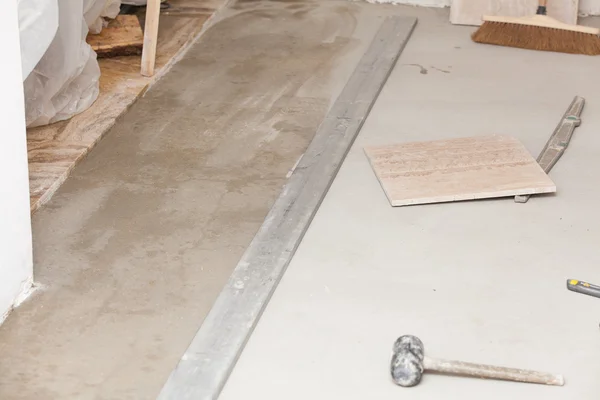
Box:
[364,135,556,207]
[87,15,144,58]
[450,0,578,26]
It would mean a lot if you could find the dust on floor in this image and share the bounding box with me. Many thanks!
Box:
[0,0,411,399]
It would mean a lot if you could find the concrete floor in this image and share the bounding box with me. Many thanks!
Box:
[0,1,390,399]
[3,1,600,399]
[219,8,600,400]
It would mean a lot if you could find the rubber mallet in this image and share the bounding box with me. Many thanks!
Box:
[390,335,564,387]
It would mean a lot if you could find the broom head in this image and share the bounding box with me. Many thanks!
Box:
[472,15,600,55]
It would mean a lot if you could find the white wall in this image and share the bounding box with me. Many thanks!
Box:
[580,0,600,15]
[0,1,34,322]
[369,0,600,16]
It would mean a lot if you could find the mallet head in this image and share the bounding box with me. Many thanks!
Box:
[390,335,425,387]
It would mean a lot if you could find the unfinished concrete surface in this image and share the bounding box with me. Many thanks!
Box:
[0,1,392,399]
[4,2,600,399]
[219,9,600,400]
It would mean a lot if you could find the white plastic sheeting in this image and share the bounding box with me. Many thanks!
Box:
[21,0,121,128]
[17,0,58,81]
[86,0,121,34]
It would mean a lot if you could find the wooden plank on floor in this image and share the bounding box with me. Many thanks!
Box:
[364,134,556,207]
[87,15,144,58]
[450,0,578,26]
[156,15,418,400]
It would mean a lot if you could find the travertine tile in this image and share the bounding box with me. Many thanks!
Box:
[365,135,556,206]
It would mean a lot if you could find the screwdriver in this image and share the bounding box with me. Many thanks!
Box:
[567,279,600,299]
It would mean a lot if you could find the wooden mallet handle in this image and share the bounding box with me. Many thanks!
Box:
[423,357,564,386]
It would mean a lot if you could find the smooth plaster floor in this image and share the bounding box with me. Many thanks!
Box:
[219,10,600,400]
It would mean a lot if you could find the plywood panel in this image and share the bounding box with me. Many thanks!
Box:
[364,135,556,207]
[450,0,578,26]
[87,15,144,58]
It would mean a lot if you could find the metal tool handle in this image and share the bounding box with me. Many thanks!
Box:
[423,357,564,386]
[515,96,585,203]
[567,279,600,299]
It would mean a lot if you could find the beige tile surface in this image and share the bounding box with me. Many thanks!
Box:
[364,135,556,206]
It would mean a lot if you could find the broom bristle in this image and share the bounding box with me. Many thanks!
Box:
[472,21,600,55]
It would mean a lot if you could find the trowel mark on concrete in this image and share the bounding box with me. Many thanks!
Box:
[403,64,450,74]
[431,66,450,73]
[404,63,428,74]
